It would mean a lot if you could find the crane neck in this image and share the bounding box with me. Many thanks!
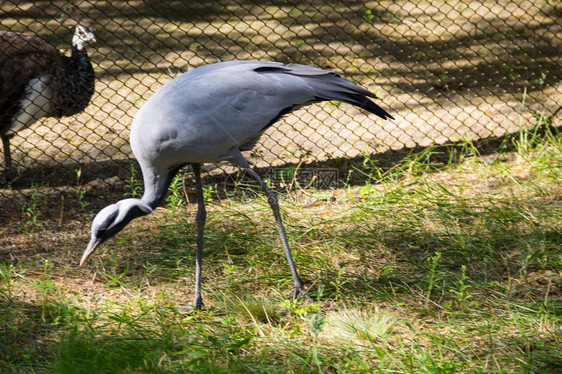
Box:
[139,165,182,210]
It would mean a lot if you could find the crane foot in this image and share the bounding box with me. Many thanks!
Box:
[291,287,315,303]
[175,301,203,314]
[175,305,196,314]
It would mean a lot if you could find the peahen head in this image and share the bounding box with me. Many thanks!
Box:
[72,22,96,51]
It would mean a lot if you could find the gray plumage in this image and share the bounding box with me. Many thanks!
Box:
[80,60,393,309]
[0,23,96,174]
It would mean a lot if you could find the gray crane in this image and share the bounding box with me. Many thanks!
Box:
[79,60,393,309]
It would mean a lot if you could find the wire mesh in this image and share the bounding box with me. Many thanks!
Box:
[0,0,560,208]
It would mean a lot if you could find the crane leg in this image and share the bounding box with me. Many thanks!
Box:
[242,166,314,303]
[192,163,206,309]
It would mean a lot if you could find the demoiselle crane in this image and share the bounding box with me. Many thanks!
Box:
[79,60,393,309]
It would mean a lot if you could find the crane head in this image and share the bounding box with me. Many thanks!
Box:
[80,199,153,266]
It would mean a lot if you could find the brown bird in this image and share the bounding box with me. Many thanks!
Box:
[0,23,96,176]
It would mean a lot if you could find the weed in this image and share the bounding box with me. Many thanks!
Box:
[202,184,218,204]
[20,183,43,231]
[279,165,297,187]
[330,268,350,302]
[166,173,185,211]
[364,9,375,24]
[73,168,89,212]
[124,163,143,198]
[102,261,131,290]
[309,310,326,339]
[425,252,443,307]
[309,309,326,369]
[444,265,475,313]
[31,260,55,322]
[77,188,89,212]
[0,263,16,299]
[294,39,306,51]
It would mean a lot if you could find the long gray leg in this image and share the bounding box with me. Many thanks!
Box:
[192,163,206,309]
[237,162,313,302]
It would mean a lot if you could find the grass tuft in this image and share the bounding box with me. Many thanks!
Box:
[325,307,397,343]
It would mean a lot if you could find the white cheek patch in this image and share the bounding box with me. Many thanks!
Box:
[72,25,96,50]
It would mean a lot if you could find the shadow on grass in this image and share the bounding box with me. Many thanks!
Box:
[0,296,166,373]
[0,292,268,373]
[5,0,558,95]
[0,117,559,234]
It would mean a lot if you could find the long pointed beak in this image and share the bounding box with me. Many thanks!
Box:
[80,238,101,266]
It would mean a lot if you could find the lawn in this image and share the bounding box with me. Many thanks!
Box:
[0,119,560,373]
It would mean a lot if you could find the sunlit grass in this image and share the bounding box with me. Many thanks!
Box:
[324,307,397,343]
[1,123,561,372]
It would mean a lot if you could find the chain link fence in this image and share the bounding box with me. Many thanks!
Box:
[0,0,560,213]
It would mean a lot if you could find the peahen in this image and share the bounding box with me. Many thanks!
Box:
[0,22,96,176]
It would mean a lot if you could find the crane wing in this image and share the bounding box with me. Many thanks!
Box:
[131,61,392,166]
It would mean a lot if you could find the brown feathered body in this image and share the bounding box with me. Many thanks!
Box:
[0,27,95,171]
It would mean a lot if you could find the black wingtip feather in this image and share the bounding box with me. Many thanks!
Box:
[256,62,394,121]
[324,90,394,120]
[359,99,395,120]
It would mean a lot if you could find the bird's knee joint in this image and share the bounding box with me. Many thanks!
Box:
[267,191,279,205]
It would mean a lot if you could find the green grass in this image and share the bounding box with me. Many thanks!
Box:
[1,124,561,373]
